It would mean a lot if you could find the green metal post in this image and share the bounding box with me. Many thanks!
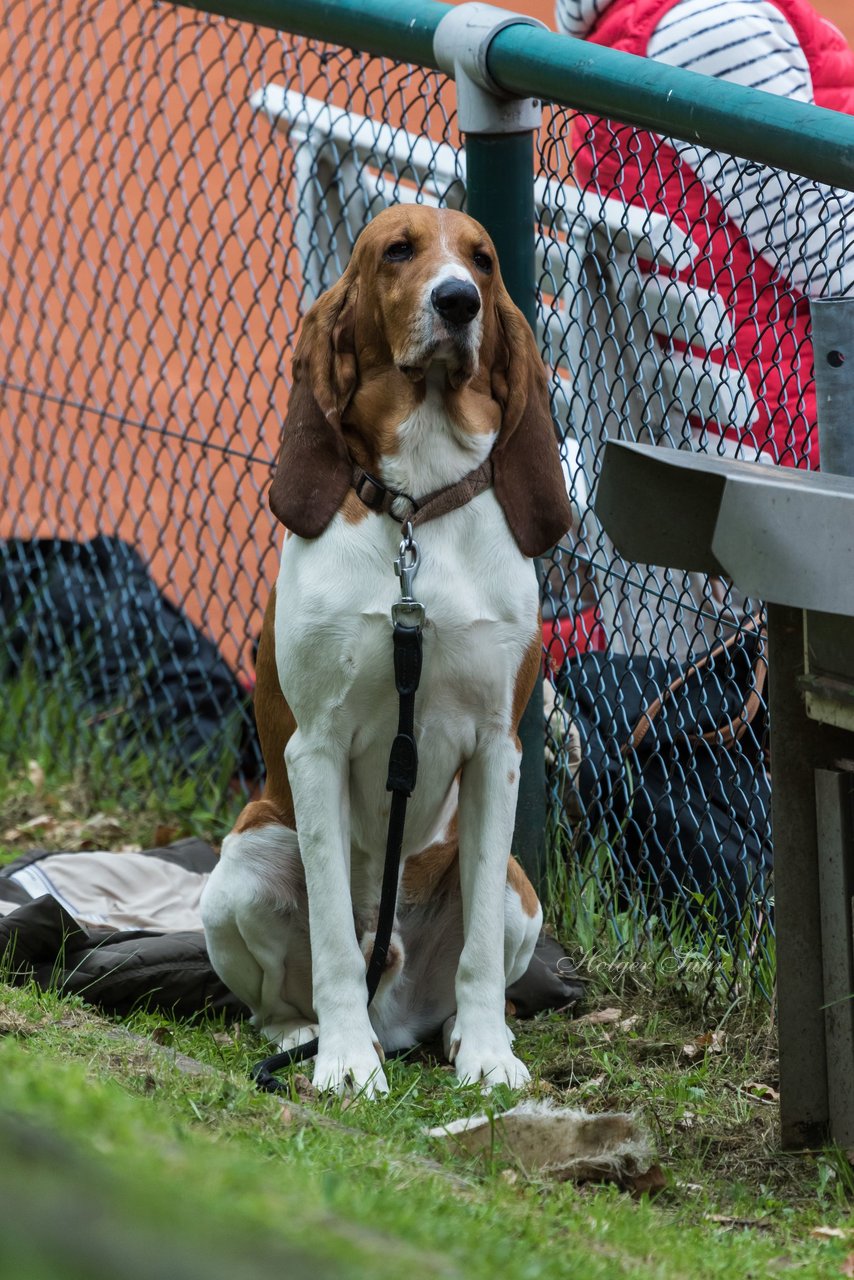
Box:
[465,131,546,895]
[466,134,536,322]
[431,6,550,894]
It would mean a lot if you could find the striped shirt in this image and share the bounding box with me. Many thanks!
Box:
[555,0,854,296]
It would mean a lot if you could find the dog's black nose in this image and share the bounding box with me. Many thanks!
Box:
[431,279,481,326]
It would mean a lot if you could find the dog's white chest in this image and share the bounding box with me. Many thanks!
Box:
[275,489,538,861]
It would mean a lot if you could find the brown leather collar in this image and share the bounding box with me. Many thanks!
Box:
[351,457,494,526]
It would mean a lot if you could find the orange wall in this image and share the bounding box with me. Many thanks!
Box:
[0,4,459,681]
[819,0,854,44]
[2,0,852,686]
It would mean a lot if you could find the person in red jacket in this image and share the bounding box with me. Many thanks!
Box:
[557,0,854,469]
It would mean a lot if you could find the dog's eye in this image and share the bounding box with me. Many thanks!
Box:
[473,252,493,274]
[383,241,413,263]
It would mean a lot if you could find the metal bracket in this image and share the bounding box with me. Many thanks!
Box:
[811,297,854,478]
[433,2,544,135]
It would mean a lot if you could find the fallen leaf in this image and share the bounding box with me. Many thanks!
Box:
[153,824,180,848]
[83,812,120,830]
[627,1163,666,1198]
[575,1007,623,1027]
[617,1014,640,1032]
[677,1111,696,1130]
[744,1081,780,1103]
[505,999,517,1016]
[3,814,56,841]
[150,1026,173,1046]
[20,813,54,831]
[810,1227,848,1242]
[578,1073,607,1093]
[681,1031,725,1061]
[500,1169,519,1186]
[279,1105,295,1125]
[293,1072,318,1101]
[211,1031,234,1046]
[841,1252,854,1277]
[706,1214,773,1231]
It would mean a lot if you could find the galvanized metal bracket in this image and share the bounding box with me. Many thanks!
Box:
[812,297,854,479]
[433,2,544,135]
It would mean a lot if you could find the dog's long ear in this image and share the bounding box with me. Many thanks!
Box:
[269,276,359,538]
[489,284,573,558]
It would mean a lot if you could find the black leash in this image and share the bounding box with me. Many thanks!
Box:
[251,522,425,1094]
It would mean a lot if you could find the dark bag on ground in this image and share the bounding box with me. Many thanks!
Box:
[0,536,255,777]
[0,839,583,1021]
[0,839,246,1019]
[556,620,771,926]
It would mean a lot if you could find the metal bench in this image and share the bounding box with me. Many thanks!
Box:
[595,298,854,1149]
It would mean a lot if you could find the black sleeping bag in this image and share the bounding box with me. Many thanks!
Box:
[0,535,256,776]
[555,623,771,926]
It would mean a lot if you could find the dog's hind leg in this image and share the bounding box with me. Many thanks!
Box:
[201,821,314,1043]
[203,914,264,1016]
[503,857,543,987]
[431,859,540,1063]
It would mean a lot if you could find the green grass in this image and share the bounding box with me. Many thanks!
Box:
[1,676,852,1278]
[2,984,853,1279]
[547,804,776,1008]
[0,661,243,865]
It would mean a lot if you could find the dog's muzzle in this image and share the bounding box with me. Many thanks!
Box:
[430,279,481,326]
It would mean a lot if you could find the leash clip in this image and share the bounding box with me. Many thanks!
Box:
[392,520,425,629]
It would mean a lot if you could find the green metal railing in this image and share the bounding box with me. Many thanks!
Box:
[177,0,854,187]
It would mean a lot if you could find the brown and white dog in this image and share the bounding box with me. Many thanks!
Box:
[201,205,572,1097]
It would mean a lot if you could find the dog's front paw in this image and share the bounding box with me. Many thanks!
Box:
[447,1020,530,1091]
[312,1037,389,1099]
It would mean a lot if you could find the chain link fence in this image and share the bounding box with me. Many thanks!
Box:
[4,0,849,997]
[1,2,462,785]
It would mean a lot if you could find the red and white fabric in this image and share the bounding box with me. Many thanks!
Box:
[555,0,854,468]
